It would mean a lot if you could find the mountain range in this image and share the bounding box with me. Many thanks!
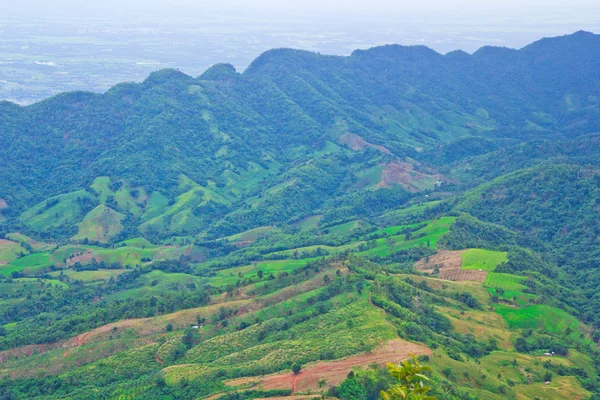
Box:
[0,31,599,400]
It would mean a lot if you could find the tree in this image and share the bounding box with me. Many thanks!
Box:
[338,376,366,400]
[380,355,436,400]
[292,362,302,374]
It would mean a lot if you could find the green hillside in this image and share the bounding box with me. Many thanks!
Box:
[0,32,600,399]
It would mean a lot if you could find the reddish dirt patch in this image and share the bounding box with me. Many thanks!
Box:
[0,341,68,365]
[66,250,99,266]
[439,268,487,282]
[0,199,7,209]
[226,339,431,393]
[415,250,486,282]
[377,162,444,192]
[2,263,345,378]
[338,133,392,155]
[0,239,18,246]
[414,250,466,273]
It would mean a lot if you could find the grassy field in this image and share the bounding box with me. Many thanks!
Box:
[108,270,207,300]
[48,244,184,268]
[72,205,125,243]
[1,252,53,276]
[0,240,28,264]
[358,217,456,257]
[514,376,591,400]
[293,215,323,231]
[226,226,275,243]
[209,259,315,286]
[461,249,507,271]
[484,272,527,291]
[5,233,54,251]
[323,220,366,235]
[139,176,230,235]
[495,304,582,334]
[20,190,95,231]
[49,269,130,282]
[0,278,67,295]
[168,294,396,384]
[368,221,424,238]
[117,238,158,249]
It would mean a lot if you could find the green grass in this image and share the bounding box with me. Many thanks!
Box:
[0,240,28,264]
[5,233,54,251]
[117,238,158,249]
[484,272,526,291]
[514,376,591,400]
[323,220,364,235]
[487,287,534,307]
[114,185,147,217]
[90,176,112,203]
[0,278,67,295]
[139,177,230,235]
[107,270,206,300]
[170,294,396,384]
[1,252,53,276]
[495,304,582,334]
[356,164,384,188]
[49,269,130,282]
[293,215,323,231]
[358,217,456,257]
[93,247,156,267]
[461,249,508,271]
[140,191,170,223]
[72,205,125,243]
[209,259,314,286]
[20,190,96,231]
[367,221,424,238]
[227,226,275,243]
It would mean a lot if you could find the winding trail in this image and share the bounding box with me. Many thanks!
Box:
[292,373,299,393]
[63,330,93,356]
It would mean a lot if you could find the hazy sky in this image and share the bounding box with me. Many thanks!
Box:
[5,0,600,22]
[2,0,599,104]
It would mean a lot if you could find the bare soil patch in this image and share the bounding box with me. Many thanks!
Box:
[415,251,486,282]
[377,162,444,192]
[66,250,98,267]
[414,250,465,274]
[338,133,392,155]
[439,268,487,282]
[0,199,7,209]
[0,342,66,364]
[225,339,431,393]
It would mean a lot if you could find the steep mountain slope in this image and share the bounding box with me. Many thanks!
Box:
[1,31,599,227]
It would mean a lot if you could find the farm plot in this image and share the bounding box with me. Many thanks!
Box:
[439,268,487,282]
[461,249,507,271]
[1,252,53,276]
[224,339,431,393]
[495,304,582,334]
[484,272,526,291]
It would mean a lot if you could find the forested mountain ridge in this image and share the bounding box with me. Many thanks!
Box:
[1,31,600,400]
[1,31,599,215]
